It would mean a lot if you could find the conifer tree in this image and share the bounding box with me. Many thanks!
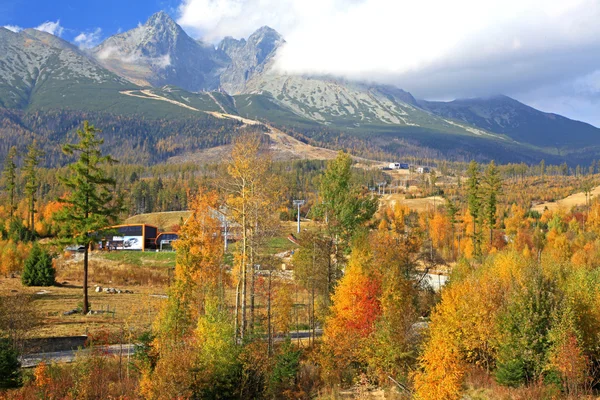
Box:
[23,140,44,232]
[482,161,502,245]
[21,243,55,287]
[2,146,17,220]
[0,338,21,389]
[315,151,377,297]
[55,121,120,314]
[466,160,482,258]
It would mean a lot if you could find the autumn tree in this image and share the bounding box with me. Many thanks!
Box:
[23,140,44,232]
[153,188,225,350]
[292,231,332,341]
[320,237,382,383]
[226,133,281,341]
[2,146,17,220]
[312,151,377,306]
[365,226,422,383]
[55,121,121,314]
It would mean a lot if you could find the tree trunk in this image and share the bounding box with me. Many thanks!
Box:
[241,193,247,341]
[267,270,272,356]
[234,277,241,342]
[83,245,89,314]
[250,242,255,335]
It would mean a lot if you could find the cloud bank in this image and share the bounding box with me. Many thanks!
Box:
[177,0,600,125]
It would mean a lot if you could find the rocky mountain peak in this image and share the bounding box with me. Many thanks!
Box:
[91,11,226,91]
[248,26,282,41]
[145,11,182,35]
[218,26,284,94]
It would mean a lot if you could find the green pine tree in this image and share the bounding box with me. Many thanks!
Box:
[466,160,482,258]
[55,121,122,314]
[482,161,502,246]
[23,140,44,233]
[0,337,21,388]
[22,243,55,287]
[2,146,18,221]
[317,151,377,244]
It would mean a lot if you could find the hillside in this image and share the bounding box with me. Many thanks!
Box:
[1,12,600,166]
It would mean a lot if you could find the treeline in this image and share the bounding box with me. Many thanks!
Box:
[0,108,244,165]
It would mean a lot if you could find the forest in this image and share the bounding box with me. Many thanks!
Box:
[2,120,600,399]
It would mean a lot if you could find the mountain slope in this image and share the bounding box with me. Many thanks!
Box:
[421,95,600,148]
[242,74,511,140]
[92,11,227,91]
[2,12,600,166]
[0,27,132,110]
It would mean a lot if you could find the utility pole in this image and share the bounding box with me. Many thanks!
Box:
[293,200,306,233]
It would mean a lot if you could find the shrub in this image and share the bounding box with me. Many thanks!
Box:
[22,243,55,286]
[0,337,21,389]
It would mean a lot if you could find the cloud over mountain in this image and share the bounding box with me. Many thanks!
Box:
[176,0,600,125]
[35,20,64,37]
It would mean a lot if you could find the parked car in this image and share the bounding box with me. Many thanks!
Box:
[66,245,86,253]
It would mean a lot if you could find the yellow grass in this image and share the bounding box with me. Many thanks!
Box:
[2,249,314,340]
[124,211,191,231]
[379,193,445,212]
[0,277,165,340]
[532,184,600,212]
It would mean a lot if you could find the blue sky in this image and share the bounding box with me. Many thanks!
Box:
[2,0,599,127]
[0,0,179,43]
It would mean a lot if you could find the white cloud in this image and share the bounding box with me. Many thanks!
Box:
[176,0,600,124]
[74,28,103,49]
[3,25,23,33]
[35,20,64,37]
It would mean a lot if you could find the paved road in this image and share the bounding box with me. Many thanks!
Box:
[20,344,135,368]
[20,330,323,368]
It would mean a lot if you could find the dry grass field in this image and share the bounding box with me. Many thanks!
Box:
[0,251,174,340]
[532,184,600,212]
[1,247,314,342]
[124,210,191,231]
[379,193,446,212]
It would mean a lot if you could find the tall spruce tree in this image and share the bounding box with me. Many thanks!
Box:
[55,121,121,314]
[466,160,482,258]
[23,140,44,232]
[2,146,17,220]
[483,161,502,246]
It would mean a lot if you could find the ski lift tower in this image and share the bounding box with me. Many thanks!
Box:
[293,200,306,233]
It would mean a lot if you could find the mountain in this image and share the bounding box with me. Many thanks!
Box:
[1,11,600,166]
[218,26,284,94]
[0,27,131,110]
[421,95,600,149]
[91,11,227,91]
